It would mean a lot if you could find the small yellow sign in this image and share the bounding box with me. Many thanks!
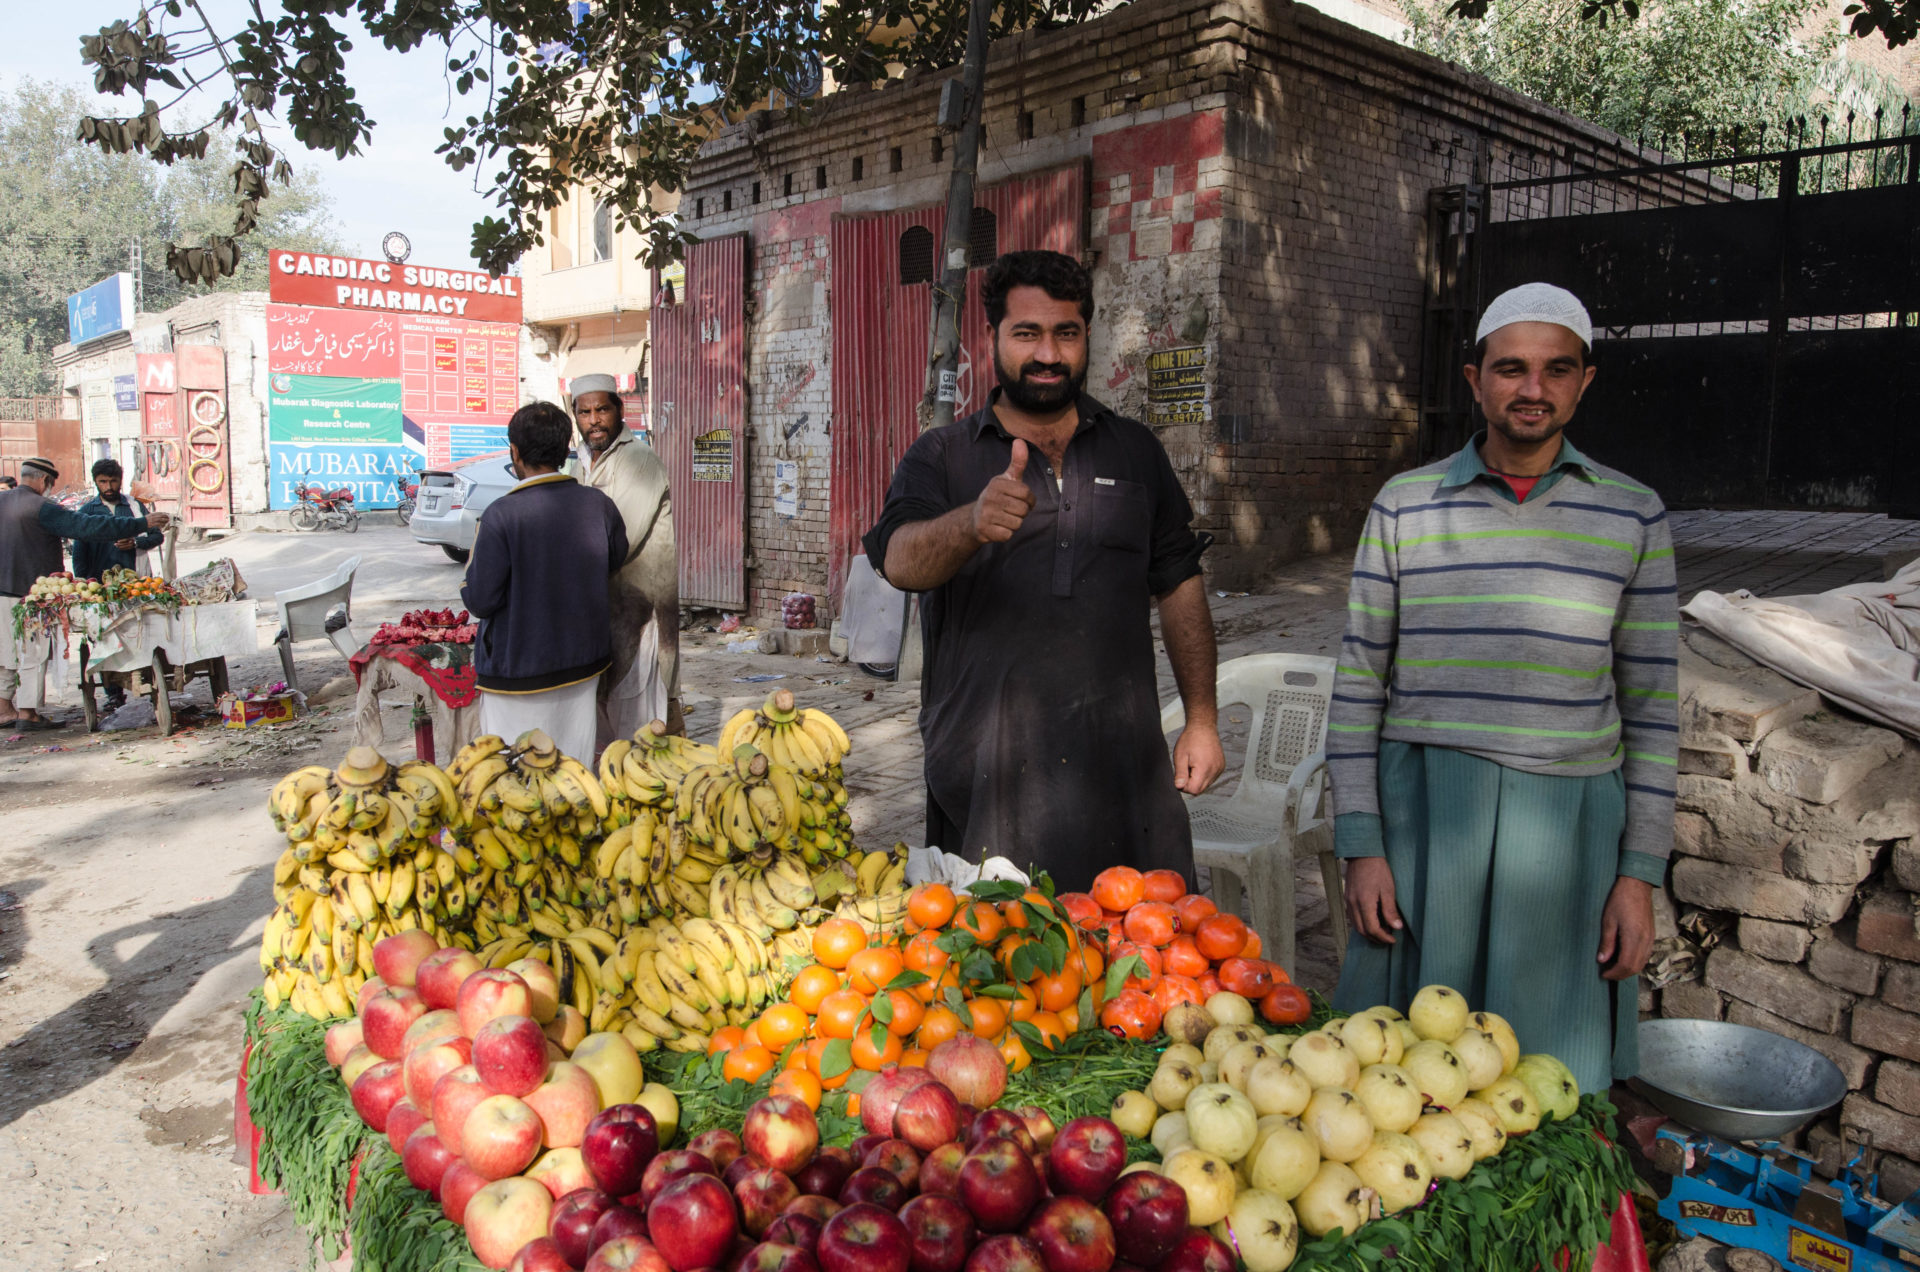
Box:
[1788,1227,1853,1272]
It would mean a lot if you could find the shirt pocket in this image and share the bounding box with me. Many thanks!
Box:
[1090,479,1151,553]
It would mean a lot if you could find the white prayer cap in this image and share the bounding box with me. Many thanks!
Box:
[569,374,620,401]
[1476,282,1592,349]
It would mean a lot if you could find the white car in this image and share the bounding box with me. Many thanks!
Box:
[408,450,518,563]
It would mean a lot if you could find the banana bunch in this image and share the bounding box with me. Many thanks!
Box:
[449,729,610,838]
[716,687,851,780]
[603,719,722,815]
[268,747,460,868]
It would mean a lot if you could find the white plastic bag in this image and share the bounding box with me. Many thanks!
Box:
[904,845,1030,890]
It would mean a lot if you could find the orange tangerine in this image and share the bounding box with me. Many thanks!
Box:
[757,1003,811,1051]
[904,930,950,975]
[1033,965,1083,1014]
[789,964,841,1014]
[901,1047,930,1068]
[846,1091,862,1118]
[966,995,1009,1039]
[740,1020,767,1049]
[816,989,870,1040]
[706,1025,746,1056]
[956,902,1005,944]
[916,1004,964,1051]
[806,1037,852,1090]
[999,1032,1033,1074]
[1029,1010,1068,1050]
[883,988,926,1038]
[771,1067,823,1111]
[813,918,869,970]
[783,1044,813,1071]
[1009,983,1040,1022]
[722,1045,776,1084]
[848,946,906,996]
[851,1027,905,1071]
[908,883,958,930]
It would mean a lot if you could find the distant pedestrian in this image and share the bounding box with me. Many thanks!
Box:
[462,403,628,761]
[72,459,164,582]
[1,457,168,729]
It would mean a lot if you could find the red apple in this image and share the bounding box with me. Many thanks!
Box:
[743,1094,820,1176]
[1151,1232,1233,1272]
[740,1242,822,1272]
[726,1155,764,1190]
[587,1236,671,1272]
[840,1166,907,1211]
[795,1152,854,1200]
[955,1105,979,1143]
[459,968,536,1039]
[506,955,563,1024]
[325,1019,366,1067]
[783,1195,844,1225]
[865,1140,922,1192]
[418,947,485,1010]
[340,1043,380,1089]
[583,1104,661,1197]
[508,1236,575,1272]
[591,1208,652,1256]
[919,1142,966,1197]
[765,1212,825,1253]
[958,1138,1044,1233]
[927,1036,1007,1110]
[1101,1174,1189,1267]
[527,1146,597,1200]
[851,1134,889,1164]
[899,1194,977,1272]
[351,1059,408,1132]
[463,1094,546,1181]
[432,1064,492,1152]
[649,1172,740,1272]
[817,1202,912,1272]
[362,987,430,1059]
[690,1128,745,1171]
[893,1082,964,1153]
[474,1014,551,1097]
[968,1111,1035,1155]
[738,1166,802,1237]
[640,1149,717,1208]
[1015,1108,1057,1153]
[964,1236,1045,1272]
[403,1122,460,1198]
[1023,1196,1115,1272]
[386,1098,429,1155]
[406,1033,475,1108]
[1047,1118,1128,1203]
[356,975,388,1015]
[526,1061,604,1149]
[465,1175,555,1269]
[402,1008,463,1056]
[373,930,440,988]
[545,1004,589,1051]
[441,1159,490,1225]
[863,1066,939,1137]
[550,1187,619,1269]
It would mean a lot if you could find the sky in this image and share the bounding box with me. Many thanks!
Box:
[4,0,500,271]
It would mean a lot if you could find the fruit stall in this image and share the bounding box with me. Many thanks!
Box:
[238,690,1643,1272]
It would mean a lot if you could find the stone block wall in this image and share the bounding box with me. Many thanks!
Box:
[1650,626,1920,1198]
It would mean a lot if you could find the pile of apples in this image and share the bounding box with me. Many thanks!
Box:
[1106,985,1582,1260]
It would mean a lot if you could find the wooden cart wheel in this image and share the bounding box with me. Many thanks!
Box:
[151,649,173,735]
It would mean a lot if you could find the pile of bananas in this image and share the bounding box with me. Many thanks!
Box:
[717,689,859,860]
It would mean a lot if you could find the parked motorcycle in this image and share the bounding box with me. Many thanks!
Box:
[289,470,360,533]
[394,460,423,523]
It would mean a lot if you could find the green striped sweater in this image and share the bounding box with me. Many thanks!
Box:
[1327,438,1679,865]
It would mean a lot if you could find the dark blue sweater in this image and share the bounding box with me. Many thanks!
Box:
[460,473,628,693]
[72,494,165,580]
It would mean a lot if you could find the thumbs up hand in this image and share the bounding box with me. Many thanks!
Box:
[971,439,1037,544]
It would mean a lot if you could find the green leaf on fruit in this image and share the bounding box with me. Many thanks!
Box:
[1011,1020,1045,1049]
[885,969,930,991]
[935,929,978,955]
[1104,954,1143,1001]
[869,1021,890,1053]
[977,982,1018,1000]
[945,987,974,1028]
[871,993,894,1024]
[967,879,1023,901]
[819,1037,854,1080]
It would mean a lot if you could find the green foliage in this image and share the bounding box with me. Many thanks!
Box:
[0,80,341,396]
[1404,0,1913,152]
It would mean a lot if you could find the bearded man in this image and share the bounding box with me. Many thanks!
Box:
[569,374,680,745]
[863,250,1224,891]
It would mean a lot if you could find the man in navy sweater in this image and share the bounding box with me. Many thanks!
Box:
[461,402,628,760]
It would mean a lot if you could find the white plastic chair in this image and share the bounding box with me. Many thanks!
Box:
[273,555,362,692]
[1161,653,1343,981]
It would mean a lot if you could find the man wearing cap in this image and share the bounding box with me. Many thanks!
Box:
[570,374,680,745]
[1,457,170,729]
[1327,283,1676,1093]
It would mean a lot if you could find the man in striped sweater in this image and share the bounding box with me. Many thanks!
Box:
[1328,283,1677,1093]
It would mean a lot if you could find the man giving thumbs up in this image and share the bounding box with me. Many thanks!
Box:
[863,250,1222,893]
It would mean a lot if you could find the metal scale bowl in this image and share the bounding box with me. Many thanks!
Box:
[1638,1018,1848,1142]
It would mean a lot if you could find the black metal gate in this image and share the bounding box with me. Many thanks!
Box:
[1421,120,1920,516]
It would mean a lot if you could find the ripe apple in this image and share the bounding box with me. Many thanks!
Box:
[727,1155,764,1189]
[350,1060,408,1132]
[765,1211,825,1253]
[406,1033,476,1109]
[690,1128,745,1171]
[473,1014,550,1098]
[325,1019,366,1067]
[362,987,431,1059]
[918,1142,966,1197]
[1022,1196,1116,1272]
[863,1066,939,1137]
[962,1235,1045,1272]
[1047,1117,1128,1202]
[507,1235,574,1272]
[459,968,536,1039]
[649,1172,740,1272]
[957,1137,1044,1233]
[465,1175,556,1270]
[340,1043,380,1089]
[432,1064,492,1152]
[506,955,563,1024]
[550,1187,619,1269]
[840,1166,907,1211]
[818,1202,912,1272]
[641,1149,717,1208]
[591,1208,652,1256]
[583,1104,662,1197]
[899,1193,976,1272]
[585,1236,671,1272]
[440,1159,490,1225]
[1102,1172,1190,1266]
[386,1098,429,1155]
[417,948,485,1011]
[403,1009,464,1057]
[527,1061,605,1149]
[527,1146,596,1200]
[574,1032,646,1108]
[955,1105,979,1143]
[893,1082,964,1153]
[738,1166,803,1236]
[463,1094,546,1181]
[1153,1231,1235,1272]
[744,1094,821,1176]
[545,1004,590,1052]
[373,930,440,988]
[864,1139,923,1192]
[968,1111,1035,1155]
[356,975,388,1015]
[402,1122,459,1198]
[740,1242,822,1272]
[1014,1108,1057,1152]
[784,1195,845,1225]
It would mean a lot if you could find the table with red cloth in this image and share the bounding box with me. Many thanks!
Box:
[348,639,481,761]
